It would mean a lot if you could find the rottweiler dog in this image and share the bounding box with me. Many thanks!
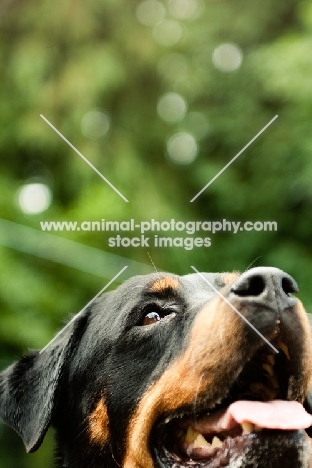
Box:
[1,267,312,467]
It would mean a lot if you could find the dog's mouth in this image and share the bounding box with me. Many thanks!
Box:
[152,339,312,467]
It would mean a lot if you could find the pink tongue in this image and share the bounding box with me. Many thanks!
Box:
[193,400,312,433]
[229,400,312,430]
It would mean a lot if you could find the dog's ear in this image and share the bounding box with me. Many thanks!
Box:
[0,311,88,453]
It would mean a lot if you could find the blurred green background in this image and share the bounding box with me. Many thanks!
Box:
[1,0,312,465]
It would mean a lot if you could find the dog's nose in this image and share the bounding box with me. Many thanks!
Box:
[231,267,298,312]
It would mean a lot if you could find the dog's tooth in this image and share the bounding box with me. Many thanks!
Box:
[241,423,263,433]
[193,433,210,448]
[254,425,263,432]
[279,342,290,360]
[241,421,254,434]
[211,436,223,448]
[185,426,199,444]
[262,363,274,376]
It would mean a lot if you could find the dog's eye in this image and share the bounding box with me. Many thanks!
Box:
[142,311,161,326]
[139,306,177,326]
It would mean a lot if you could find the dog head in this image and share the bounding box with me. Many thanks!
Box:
[1,267,312,467]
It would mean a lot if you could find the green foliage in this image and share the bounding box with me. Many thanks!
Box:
[1,0,312,465]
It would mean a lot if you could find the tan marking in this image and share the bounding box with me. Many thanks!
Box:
[150,277,179,294]
[88,399,109,446]
[221,272,240,286]
[123,297,312,468]
[123,298,246,468]
[286,300,312,401]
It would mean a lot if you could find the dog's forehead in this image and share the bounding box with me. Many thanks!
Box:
[107,273,177,295]
[114,271,240,299]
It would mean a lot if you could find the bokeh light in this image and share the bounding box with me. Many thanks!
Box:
[169,0,205,20]
[153,19,183,47]
[17,183,52,214]
[157,92,187,123]
[136,0,166,27]
[81,110,111,140]
[212,43,243,72]
[167,132,198,164]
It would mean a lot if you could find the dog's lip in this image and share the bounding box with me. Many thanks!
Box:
[152,338,308,467]
[156,337,292,426]
[153,401,312,468]
[155,429,310,468]
[177,400,312,433]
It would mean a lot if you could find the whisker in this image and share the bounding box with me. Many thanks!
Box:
[245,256,261,272]
[147,251,161,279]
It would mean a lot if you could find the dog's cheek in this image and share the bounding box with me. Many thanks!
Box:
[88,398,110,446]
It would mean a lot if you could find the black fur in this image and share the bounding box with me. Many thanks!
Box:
[1,269,312,468]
